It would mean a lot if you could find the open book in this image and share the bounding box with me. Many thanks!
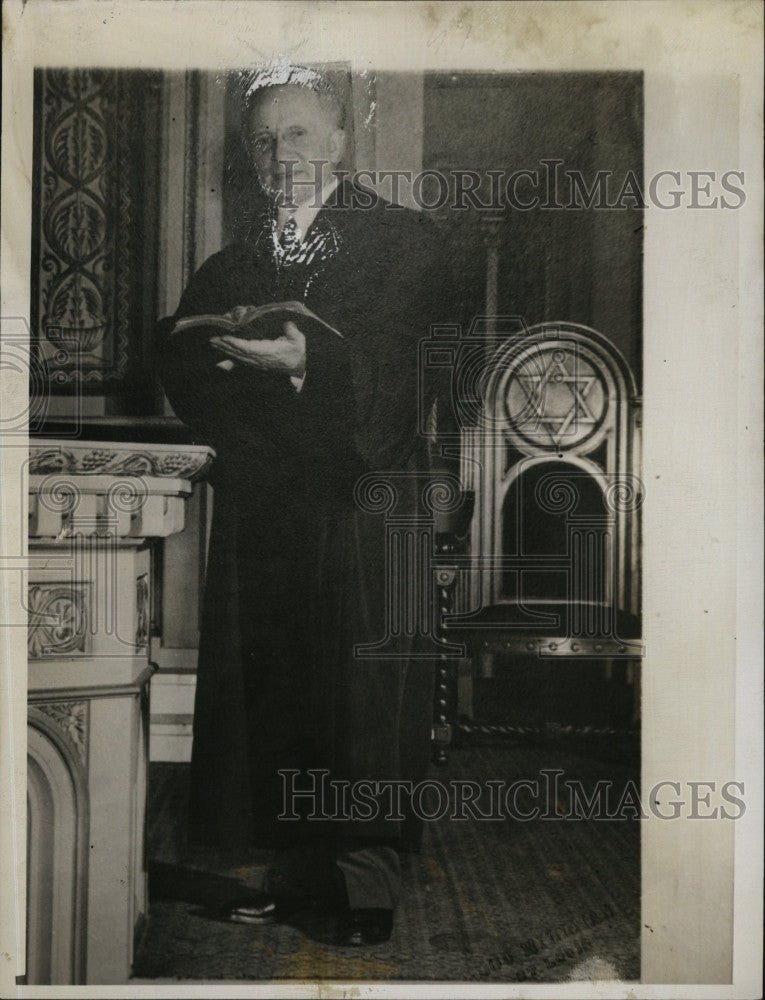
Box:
[172,300,343,341]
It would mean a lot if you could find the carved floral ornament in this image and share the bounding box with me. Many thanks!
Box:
[34,700,89,765]
[29,444,213,481]
[33,68,163,391]
[35,70,123,384]
[28,585,88,659]
[41,72,111,348]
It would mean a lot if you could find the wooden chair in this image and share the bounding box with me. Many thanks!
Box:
[433,321,642,758]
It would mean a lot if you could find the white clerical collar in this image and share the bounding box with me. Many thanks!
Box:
[277,175,339,242]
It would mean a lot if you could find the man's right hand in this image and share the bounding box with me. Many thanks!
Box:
[213,306,263,371]
[214,307,258,370]
[211,317,307,378]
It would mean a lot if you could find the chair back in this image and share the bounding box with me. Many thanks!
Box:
[460,322,641,627]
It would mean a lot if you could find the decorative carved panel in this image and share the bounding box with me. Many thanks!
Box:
[136,573,149,649]
[29,441,213,480]
[28,584,89,658]
[32,68,162,400]
[27,442,211,540]
[35,700,89,766]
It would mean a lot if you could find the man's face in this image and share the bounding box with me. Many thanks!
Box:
[245,85,345,205]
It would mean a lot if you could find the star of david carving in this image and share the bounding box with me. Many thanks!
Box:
[510,351,600,447]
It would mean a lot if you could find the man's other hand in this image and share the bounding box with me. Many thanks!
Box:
[210,319,306,377]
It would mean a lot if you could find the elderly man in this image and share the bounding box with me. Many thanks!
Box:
[157,69,459,946]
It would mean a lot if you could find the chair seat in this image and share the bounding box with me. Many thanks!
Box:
[443,601,641,657]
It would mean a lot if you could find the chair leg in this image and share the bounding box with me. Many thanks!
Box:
[432,558,459,765]
[432,652,453,766]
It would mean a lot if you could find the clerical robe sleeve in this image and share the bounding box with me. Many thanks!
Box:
[155,251,305,457]
[155,253,239,445]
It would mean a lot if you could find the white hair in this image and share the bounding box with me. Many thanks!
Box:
[238,61,345,129]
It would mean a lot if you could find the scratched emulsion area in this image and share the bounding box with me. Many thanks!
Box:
[134,744,639,982]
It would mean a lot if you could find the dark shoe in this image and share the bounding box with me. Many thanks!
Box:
[336,907,393,946]
[223,891,279,925]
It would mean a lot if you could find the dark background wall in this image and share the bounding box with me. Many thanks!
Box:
[423,72,643,385]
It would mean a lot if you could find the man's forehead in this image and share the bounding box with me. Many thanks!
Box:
[247,85,325,126]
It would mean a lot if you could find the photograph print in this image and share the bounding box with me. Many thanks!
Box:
[2,1,760,996]
[24,57,644,986]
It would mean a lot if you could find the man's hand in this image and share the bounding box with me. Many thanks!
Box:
[210,314,306,377]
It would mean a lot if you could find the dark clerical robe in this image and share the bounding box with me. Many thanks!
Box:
[157,182,459,850]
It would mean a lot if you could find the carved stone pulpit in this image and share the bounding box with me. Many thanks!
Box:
[26,440,212,985]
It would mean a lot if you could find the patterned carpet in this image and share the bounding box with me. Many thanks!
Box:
[133,743,640,983]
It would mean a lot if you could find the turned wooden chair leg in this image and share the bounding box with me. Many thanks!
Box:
[432,560,458,765]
